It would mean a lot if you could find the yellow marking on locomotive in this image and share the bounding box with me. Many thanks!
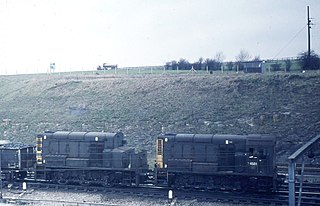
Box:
[156,139,164,168]
[36,137,43,164]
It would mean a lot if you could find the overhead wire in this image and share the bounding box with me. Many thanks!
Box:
[273,24,307,59]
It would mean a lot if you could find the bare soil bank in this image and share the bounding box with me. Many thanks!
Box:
[1,72,319,162]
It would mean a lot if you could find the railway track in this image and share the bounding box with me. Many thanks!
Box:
[1,163,319,205]
[277,163,320,175]
[3,198,115,206]
[1,181,319,206]
[275,163,320,205]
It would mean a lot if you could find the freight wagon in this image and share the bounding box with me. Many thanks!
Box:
[0,141,35,181]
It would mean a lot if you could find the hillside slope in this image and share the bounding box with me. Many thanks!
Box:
[0,72,320,161]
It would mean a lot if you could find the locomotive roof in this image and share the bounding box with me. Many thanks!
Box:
[52,131,121,136]
[39,131,124,139]
[158,133,275,143]
[43,131,122,136]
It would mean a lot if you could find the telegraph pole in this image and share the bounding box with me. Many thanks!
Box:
[307,6,311,58]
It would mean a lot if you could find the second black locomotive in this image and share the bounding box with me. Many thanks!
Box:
[155,133,276,191]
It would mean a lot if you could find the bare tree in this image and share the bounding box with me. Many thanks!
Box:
[252,55,261,61]
[194,57,204,70]
[165,60,178,70]
[178,58,191,70]
[235,49,251,71]
[236,49,251,62]
[204,58,216,71]
[214,51,225,71]
[214,51,225,63]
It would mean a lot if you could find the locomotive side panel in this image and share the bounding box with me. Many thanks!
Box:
[39,131,125,169]
[206,144,219,163]
[157,134,248,174]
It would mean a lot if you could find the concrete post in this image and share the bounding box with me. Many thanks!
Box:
[288,161,296,206]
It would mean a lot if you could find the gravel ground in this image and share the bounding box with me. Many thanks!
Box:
[1,188,255,206]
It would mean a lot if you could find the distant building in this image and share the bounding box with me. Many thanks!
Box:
[243,61,266,73]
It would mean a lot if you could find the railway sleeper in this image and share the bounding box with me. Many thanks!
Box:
[168,173,274,192]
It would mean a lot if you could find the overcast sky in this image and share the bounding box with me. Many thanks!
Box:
[0,0,319,74]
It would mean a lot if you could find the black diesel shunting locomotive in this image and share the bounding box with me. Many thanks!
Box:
[0,131,276,191]
[155,133,276,191]
[35,131,148,186]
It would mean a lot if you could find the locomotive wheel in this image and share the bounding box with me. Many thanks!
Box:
[79,173,90,186]
[55,171,68,185]
[102,174,115,187]
[172,174,192,190]
[57,179,68,185]
[79,180,90,186]
[102,180,114,187]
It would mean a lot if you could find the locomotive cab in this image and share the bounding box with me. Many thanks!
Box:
[246,135,276,176]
